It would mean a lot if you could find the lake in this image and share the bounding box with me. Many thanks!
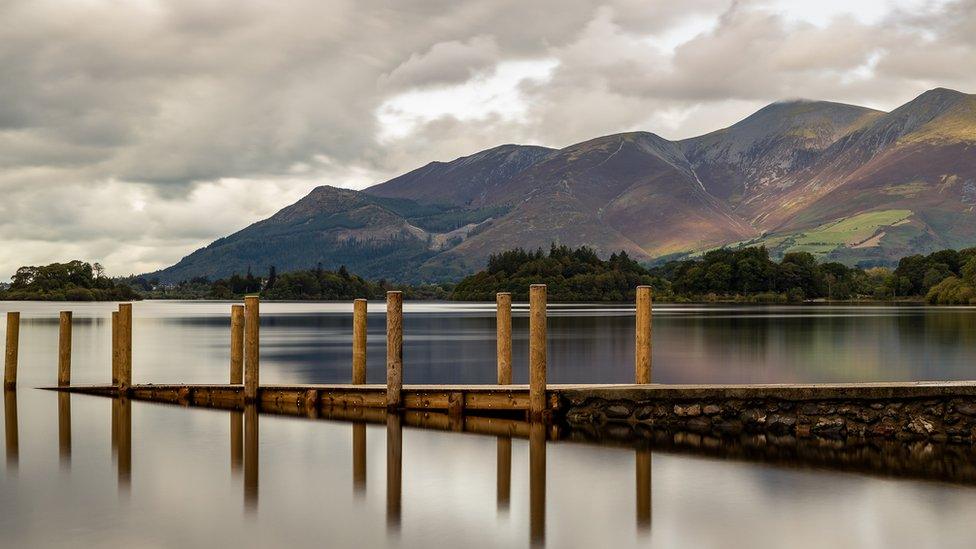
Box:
[2,301,976,548]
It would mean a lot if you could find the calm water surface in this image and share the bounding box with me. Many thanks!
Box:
[2,301,976,548]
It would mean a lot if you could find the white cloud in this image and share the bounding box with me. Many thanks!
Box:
[0,0,975,277]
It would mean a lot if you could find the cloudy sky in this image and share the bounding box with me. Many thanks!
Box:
[1,0,974,277]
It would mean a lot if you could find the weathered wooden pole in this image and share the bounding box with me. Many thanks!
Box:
[230,304,245,384]
[353,422,366,495]
[496,292,512,385]
[386,291,403,411]
[635,285,653,384]
[352,299,367,384]
[636,448,652,531]
[529,420,546,546]
[529,285,547,420]
[497,437,512,510]
[111,311,120,386]
[58,311,72,386]
[244,296,260,402]
[4,312,20,389]
[386,412,402,530]
[118,303,132,392]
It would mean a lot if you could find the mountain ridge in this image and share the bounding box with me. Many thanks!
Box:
[150,87,976,284]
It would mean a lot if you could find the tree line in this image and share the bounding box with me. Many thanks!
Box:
[4,246,976,303]
[0,261,139,301]
[450,244,976,303]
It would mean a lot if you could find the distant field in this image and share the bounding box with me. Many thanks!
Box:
[720,209,914,258]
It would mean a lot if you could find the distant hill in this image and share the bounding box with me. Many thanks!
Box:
[150,88,976,284]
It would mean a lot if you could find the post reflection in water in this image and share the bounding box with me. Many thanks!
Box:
[4,389,17,470]
[529,421,546,546]
[58,392,71,468]
[116,398,131,493]
[386,413,402,532]
[496,437,511,511]
[636,449,651,533]
[230,411,243,476]
[244,404,258,512]
[353,422,366,496]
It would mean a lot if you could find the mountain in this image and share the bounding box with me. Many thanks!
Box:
[151,88,976,283]
[735,88,976,264]
[366,144,555,206]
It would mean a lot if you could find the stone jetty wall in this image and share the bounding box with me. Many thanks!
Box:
[555,383,976,444]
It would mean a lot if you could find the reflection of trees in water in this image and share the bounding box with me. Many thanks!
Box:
[657,308,976,383]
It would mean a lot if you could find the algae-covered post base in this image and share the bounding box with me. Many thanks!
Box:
[386,292,403,411]
[4,312,20,389]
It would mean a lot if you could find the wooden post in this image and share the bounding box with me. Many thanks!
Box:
[244,296,259,402]
[496,292,512,384]
[118,303,132,392]
[352,299,367,384]
[635,286,652,384]
[111,311,119,386]
[529,420,546,545]
[529,285,547,420]
[58,311,72,386]
[4,312,20,389]
[230,305,244,384]
[385,291,403,411]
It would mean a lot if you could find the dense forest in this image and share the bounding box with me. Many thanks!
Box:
[451,245,663,301]
[0,261,139,301]
[451,245,976,303]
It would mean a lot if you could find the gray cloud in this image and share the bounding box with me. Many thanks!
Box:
[0,0,974,277]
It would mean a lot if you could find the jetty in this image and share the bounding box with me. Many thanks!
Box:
[5,284,976,451]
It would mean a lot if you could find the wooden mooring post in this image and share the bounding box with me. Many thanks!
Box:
[4,312,20,389]
[386,291,403,411]
[244,296,259,402]
[111,311,119,386]
[352,299,367,384]
[635,285,652,384]
[529,285,547,420]
[230,304,244,384]
[118,304,132,392]
[496,292,512,384]
[58,311,72,386]
[529,420,546,545]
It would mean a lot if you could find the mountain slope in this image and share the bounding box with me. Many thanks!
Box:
[365,144,555,206]
[680,100,884,214]
[733,88,976,263]
[152,87,976,283]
